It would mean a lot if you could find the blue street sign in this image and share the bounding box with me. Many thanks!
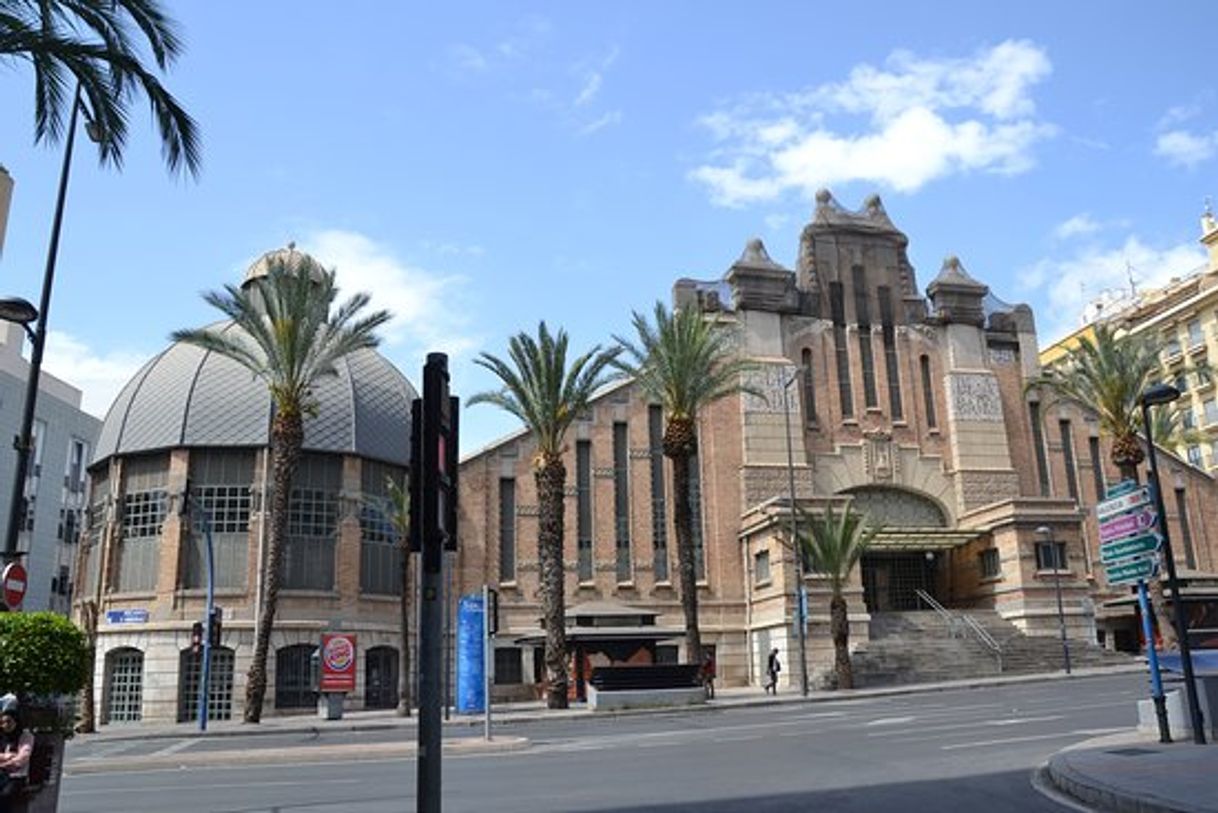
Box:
[105,609,149,625]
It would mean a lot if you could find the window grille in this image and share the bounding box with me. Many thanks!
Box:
[359,461,405,596]
[364,646,399,709]
[184,483,251,590]
[613,422,631,583]
[105,648,144,723]
[275,644,317,709]
[577,441,593,582]
[178,647,235,722]
[494,647,524,685]
[648,406,668,582]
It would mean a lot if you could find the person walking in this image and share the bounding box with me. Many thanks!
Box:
[765,648,781,695]
[0,695,33,813]
[702,650,717,700]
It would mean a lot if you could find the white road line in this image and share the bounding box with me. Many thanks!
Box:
[71,741,143,759]
[865,716,916,726]
[940,727,1124,751]
[868,714,1065,738]
[145,739,200,758]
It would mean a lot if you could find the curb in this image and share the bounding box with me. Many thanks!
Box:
[1044,736,1216,813]
[73,664,1144,744]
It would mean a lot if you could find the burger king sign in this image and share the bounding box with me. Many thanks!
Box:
[320,633,357,692]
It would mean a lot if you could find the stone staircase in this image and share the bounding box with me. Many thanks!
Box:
[851,610,1135,687]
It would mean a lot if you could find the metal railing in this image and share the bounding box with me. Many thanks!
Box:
[914,589,1004,672]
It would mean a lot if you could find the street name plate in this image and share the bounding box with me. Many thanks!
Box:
[1100,532,1162,565]
[1105,554,1159,586]
[1096,487,1152,520]
[1099,508,1156,543]
[1105,480,1140,499]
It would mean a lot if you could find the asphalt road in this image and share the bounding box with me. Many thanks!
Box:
[60,672,1148,812]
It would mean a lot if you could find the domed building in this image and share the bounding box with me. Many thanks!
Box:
[77,246,417,725]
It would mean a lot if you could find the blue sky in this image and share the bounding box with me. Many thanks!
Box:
[2,2,1217,454]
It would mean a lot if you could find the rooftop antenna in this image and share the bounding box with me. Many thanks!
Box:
[1126,261,1138,298]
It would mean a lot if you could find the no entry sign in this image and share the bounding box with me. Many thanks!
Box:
[2,562,28,609]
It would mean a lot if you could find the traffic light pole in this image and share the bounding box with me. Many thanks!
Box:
[188,492,216,733]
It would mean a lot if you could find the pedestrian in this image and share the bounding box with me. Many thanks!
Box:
[702,650,717,700]
[765,647,781,694]
[0,694,33,813]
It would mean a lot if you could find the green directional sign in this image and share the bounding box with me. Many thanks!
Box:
[1100,532,1162,565]
[1105,554,1159,586]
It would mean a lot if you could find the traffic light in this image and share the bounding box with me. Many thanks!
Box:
[190,621,204,655]
[486,588,499,635]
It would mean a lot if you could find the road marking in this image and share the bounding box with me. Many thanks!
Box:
[940,727,1125,751]
[72,741,142,759]
[868,714,1064,738]
[145,739,199,758]
[865,716,916,726]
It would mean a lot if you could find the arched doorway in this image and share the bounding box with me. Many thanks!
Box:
[365,646,399,709]
[275,643,317,710]
[843,487,949,612]
[178,646,236,722]
[104,647,145,724]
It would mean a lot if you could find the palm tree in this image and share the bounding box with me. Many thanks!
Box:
[1145,404,1207,458]
[383,476,412,717]
[1027,322,1208,651]
[469,323,619,709]
[173,256,390,722]
[799,505,879,690]
[1,0,200,176]
[615,302,757,664]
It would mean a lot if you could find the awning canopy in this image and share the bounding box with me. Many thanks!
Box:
[867,529,984,552]
[514,626,685,646]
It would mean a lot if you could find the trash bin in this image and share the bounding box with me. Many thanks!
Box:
[317,691,344,721]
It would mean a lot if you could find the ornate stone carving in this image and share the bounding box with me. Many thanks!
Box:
[948,373,1003,422]
[742,364,799,415]
[862,430,898,482]
[958,470,1021,510]
[988,347,1017,365]
[517,504,540,517]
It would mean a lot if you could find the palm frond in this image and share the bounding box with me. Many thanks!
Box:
[798,505,881,595]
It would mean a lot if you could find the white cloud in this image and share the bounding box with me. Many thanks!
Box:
[1155,129,1218,168]
[1019,236,1208,342]
[301,230,480,361]
[764,213,791,232]
[578,110,622,136]
[1157,103,1202,130]
[1054,213,1102,240]
[40,331,148,418]
[690,40,1055,207]
[574,72,602,107]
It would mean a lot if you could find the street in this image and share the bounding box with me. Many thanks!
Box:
[60,673,1147,812]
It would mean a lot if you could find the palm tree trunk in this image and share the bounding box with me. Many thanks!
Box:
[244,411,303,723]
[77,600,98,733]
[536,456,569,709]
[669,448,702,664]
[1116,461,1178,650]
[830,592,853,690]
[397,548,412,717]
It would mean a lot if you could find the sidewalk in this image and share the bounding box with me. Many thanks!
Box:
[76,662,1142,744]
[1046,731,1218,813]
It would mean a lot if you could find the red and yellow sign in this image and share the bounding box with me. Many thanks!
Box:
[320,633,357,693]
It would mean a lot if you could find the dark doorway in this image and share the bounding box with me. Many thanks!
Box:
[365,645,399,709]
[862,553,938,611]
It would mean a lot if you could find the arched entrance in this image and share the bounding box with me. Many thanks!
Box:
[843,487,951,612]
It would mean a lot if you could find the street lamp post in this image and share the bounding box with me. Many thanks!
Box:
[1140,383,1207,745]
[1036,526,1072,675]
[1,84,91,567]
[782,366,809,697]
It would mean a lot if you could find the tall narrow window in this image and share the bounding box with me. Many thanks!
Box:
[1175,487,1197,569]
[1088,435,1106,499]
[577,441,593,582]
[878,286,902,419]
[498,478,516,582]
[829,282,853,417]
[648,406,668,582]
[800,349,817,425]
[853,267,878,409]
[1029,402,1051,497]
[613,423,632,583]
[689,452,706,581]
[920,355,937,429]
[1059,420,1079,501]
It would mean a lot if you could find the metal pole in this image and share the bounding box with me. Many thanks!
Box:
[196,496,215,732]
[483,584,492,741]
[1052,543,1071,674]
[782,369,809,697]
[1137,579,1171,743]
[1141,400,1207,744]
[444,552,453,721]
[3,85,81,563]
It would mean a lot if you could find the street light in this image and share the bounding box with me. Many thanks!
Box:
[782,365,809,697]
[1140,382,1207,744]
[0,84,95,571]
[1035,526,1072,675]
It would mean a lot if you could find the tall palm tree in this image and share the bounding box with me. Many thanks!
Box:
[469,323,619,709]
[799,505,879,690]
[173,256,390,722]
[1027,322,1207,651]
[383,476,413,717]
[1,0,200,176]
[615,302,757,664]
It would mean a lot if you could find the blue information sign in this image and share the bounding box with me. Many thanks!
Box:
[105,609,149,625]
[456,594,486,714]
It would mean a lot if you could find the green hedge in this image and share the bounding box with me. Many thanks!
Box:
[0,612,88,696]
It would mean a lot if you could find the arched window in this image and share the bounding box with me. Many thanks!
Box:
[842,487,947,528]
[275,643,317,709]
[801,349,817,425]
[365,645,399,709]
[178,646,236,722]
[104,647,145,723]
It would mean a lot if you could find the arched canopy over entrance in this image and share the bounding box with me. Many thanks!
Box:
[842,486,947,529]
